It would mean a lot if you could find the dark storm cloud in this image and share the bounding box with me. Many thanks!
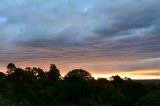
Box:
[0,0,160,74]
[94,1,160,37]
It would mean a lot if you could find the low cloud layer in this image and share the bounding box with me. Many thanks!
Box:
[0,0,160,78]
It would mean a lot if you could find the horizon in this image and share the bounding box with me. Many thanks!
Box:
[1,63,160,80]
[0,0,160,79]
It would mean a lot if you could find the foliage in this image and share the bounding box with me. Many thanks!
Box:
[47,64,61,81]
[0,63,159,106]
[135,91,160,106]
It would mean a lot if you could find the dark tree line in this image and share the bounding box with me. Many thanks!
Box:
[0,63,159,106]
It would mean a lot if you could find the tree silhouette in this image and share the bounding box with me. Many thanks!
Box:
[124,77,132,81]
[110,75,124,83]
[6,63,16,74]
[135,91,160,106]
[32,67,46,79]
[0,63,159,106]
[47,64,61,81]
[0,72,6,81]
[64,69,94,82]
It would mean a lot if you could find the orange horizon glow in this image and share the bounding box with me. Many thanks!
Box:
[90,70,160,79]
[1,63,160,80]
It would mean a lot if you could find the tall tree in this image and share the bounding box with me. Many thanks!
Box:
[47,64,61,81]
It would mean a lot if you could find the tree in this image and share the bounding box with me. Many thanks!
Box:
[111,89,127,106]
[6,63,16,74]
[0,72,6,81]
[64,69,94,104]
[32,67,46,80]
[124,77,132,81]
[47,64,61,81]
[97,78,109,84]
[110,75,124,83]
[64,69,93,82]
[0,62,159,106]
[0,72,6,93]
[134,91,160,106]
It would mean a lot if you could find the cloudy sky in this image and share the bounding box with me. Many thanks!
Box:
[0,0,160,79]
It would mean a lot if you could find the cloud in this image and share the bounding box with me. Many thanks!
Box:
[0,0,160,77]
[93,0,160,37]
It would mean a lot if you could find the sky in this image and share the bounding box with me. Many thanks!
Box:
[0,0,160,79]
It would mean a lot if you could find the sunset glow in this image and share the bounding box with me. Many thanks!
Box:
[0,0,160,79]
[91,70,160,79]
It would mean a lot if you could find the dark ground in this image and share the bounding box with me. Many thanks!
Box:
[134,79,160,85]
